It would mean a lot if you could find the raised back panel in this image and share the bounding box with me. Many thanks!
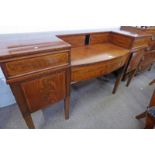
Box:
[89,32,110,44]
[110,32,133,49]
[58,35,85,48]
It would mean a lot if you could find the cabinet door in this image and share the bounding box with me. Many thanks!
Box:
[21,71,66,112]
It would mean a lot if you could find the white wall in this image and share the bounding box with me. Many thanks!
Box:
[0,0,154,35]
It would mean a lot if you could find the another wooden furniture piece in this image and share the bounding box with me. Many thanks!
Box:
[0,29,151,128]
[121,26,155,72]
[136,79,155,129]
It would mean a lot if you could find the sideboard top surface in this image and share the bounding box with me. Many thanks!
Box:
[0,28,152,61]
[71,43,129,66]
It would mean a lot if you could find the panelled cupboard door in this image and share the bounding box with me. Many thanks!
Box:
[21,70,66,112]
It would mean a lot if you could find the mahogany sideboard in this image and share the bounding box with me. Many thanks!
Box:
[0,29,151,128]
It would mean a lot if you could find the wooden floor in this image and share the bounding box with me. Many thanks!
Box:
[0,65,154,129]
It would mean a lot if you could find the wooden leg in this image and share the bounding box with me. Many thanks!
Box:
[145,114,155,129]
[23,114,35,129]
[122,74,128,81]
[126,70,136,87]
[136,111,146,119]
[112,76,121,94]
[148,64,153,71]
[112,67,125,94]
[64,96,70,120]
[149,79,155,85]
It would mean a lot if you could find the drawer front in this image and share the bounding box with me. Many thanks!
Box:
[71,56,127,82]
[5,52,69,78]
[21,71,66,112]
[132,38,149,48]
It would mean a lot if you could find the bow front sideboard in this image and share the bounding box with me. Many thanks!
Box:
[0,29,151,128]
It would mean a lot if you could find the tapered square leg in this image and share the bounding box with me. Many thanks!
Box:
[149,79,155,85]
[136,111,146,119]
[23,114,35,129]
[64,96,70,120]
[112,66,125,94]
[145,114,155,129]
[126,70,136,87]
[112,75,122,94]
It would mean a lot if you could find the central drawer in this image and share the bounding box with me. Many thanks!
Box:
[71,55,128,82]
[4,51,69,78]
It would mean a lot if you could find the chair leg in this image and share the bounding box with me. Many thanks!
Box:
[126,70,136,87]
[145,114,155,129]
[136,111,146,119]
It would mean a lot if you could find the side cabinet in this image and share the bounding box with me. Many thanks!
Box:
[0,49,71,128]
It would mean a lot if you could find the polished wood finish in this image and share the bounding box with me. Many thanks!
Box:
[119,27,154,86]
[110,32,133,49]
[58,34,85,47]
[58,32,132,93]
[21,71,66,112]
[89,32,110,44]
[5,52,69,78]
[0,28,151,128]
[71,43,129,82]
[0,42,71,128]
[126,49,145,86]
[121,26,155,72]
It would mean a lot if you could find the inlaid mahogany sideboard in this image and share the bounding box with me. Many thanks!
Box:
[0,29,151,128]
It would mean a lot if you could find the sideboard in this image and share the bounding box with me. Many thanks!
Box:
[0,28,152,128]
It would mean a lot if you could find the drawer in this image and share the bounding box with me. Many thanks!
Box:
[5,52,69,78]
[71,56,127,82]
[132,38,149,48]
[21,71,66,112]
